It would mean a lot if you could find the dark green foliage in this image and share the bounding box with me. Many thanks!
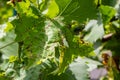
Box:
[0,0,120,80]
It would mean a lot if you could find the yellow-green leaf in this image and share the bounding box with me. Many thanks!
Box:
[4,22,13,32]
[46,0,59,18]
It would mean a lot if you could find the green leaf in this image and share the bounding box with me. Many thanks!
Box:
[23,66,40,80]
[11,14,46,66]
[101,0,118,7]
[115,1,120,19]
[84,19,104,43]
[15,0,30,14]
[100,5,116,24]
[0,3,13,24]
[30,4,40,16]
[0,31,18,58]
[48,18,94,74]
[4,22,13,32]
[68,61,89,80]
[43,59,90,80]
[0,24,6,39]
[11,16,30,41]
[40,0,50,12]
[103,36,120,56]
[40,0,59,18]
[55,0,98,23]
[75,57,102,71]
[24,58,57,80]
[45,20,61,43]
[46,0,59,18]
[1,1,110,80]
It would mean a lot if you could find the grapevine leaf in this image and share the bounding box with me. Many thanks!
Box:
[40,0,59,18]
[4,22,13,32]
[30,4,40,16]
[100,5,116,24]
[75,57,102,71]
[15,0,30,14]
[0,4,13,24]
[24,58,57,80]
[11,14,46,55]
[45,18,94,74]
[44,60,89,80]
[115,2,120,19]
[0,31,18,59]
[0,24,6,39]
[9,0,51,68]
[68,61,89,80]
[103,36,120,56]
[84,20,104,43]
[55,0,98,23]
[24,66,41,80]
[57,25,94,73]
[40,0,50,12]
[42,19,61,58]
[14,68,26,80]
[46,0,59,18]
[101,0,118,7]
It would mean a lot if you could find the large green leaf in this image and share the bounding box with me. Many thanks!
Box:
[11,14,46,55]
[45,18,94,74]
[55,0,98,23]
[0,0,109,80]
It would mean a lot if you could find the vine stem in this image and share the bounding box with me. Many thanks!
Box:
[0,41,16,49]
